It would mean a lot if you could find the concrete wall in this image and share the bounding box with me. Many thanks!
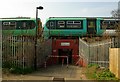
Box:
[109,48,120,79]
[36,39,52,68]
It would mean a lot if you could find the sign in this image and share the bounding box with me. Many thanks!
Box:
[61,42,70,46]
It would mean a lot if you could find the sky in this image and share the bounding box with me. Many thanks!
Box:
[0,0,119,24]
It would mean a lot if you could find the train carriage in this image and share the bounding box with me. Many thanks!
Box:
[43,17,87,39]
[0,17,42,36]
[43,17,119,39]
[98,18,119,36]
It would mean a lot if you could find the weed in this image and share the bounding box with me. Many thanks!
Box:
[85,64,117,80]
[9,66,34,74]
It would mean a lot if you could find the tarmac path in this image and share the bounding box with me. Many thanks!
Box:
[2,65,87,80]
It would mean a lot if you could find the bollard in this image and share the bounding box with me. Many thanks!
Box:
[62,58,64,67]
[44,61,46,68]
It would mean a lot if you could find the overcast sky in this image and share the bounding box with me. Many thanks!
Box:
[0,0,119,24]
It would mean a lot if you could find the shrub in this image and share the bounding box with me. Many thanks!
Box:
[9,66,34,74]
[86,64,117,80]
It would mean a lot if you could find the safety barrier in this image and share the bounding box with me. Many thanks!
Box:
[79,37,113,67]
[44,55,68,68]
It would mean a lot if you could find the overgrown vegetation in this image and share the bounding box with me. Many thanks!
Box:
[2,36,35,74]
[2,61,34,74]
[3,66,34,74]
[9,67,34,74]
[85,64,118,80]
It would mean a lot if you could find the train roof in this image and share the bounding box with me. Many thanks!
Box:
[0,17,40,21]
[49,17,86,20]
[47,17,120,20]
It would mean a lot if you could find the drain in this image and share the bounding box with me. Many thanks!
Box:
[53,77,65,82]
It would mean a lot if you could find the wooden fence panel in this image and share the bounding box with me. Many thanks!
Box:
[109,48,120,79]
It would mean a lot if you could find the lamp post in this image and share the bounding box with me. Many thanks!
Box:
[34,6,43,70]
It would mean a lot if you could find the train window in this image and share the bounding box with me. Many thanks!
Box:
[31,21,35,29]
[101,21,108,29]
[101,20,116,29]
[28,21,35,29]
[57,21,65,28]
[2,21,16,30]
[46,21,56,29]
[50,21,55,29]
[58,21,65,24]
[50,22,54,27]
[67,21,73,24]
[16,20,35,29]
[88,21,95,28]
[74,21,81,24]
[66,20,82,29]
[23,22,26,28]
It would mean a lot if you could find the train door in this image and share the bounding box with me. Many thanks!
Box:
[58,49,72,64]
[87,18,96,35]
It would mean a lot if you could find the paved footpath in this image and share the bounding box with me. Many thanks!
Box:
[2,65,87,80]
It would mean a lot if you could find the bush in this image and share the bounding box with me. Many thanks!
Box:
[9,66,34,74]
[2,61,11,68]
[96,69,117,80]
[86,64,117,80]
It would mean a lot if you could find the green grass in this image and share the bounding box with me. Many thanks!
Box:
[85,64,118,80]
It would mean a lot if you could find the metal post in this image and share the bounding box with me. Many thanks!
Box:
[47,55,69,67]
[34,7,38,70]
[67,56,68,67]
[34,6,43,70]
[62,58,64,67]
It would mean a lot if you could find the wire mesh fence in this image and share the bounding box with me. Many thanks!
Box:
[79,37,114,67]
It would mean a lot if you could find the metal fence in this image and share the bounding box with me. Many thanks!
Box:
[2,35,52,70]
[2,35,35,69]
[79,37,113,67]
[111,37,120,48]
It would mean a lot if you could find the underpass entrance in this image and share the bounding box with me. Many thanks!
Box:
[52,38,79,65]
[58,49,72,64]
